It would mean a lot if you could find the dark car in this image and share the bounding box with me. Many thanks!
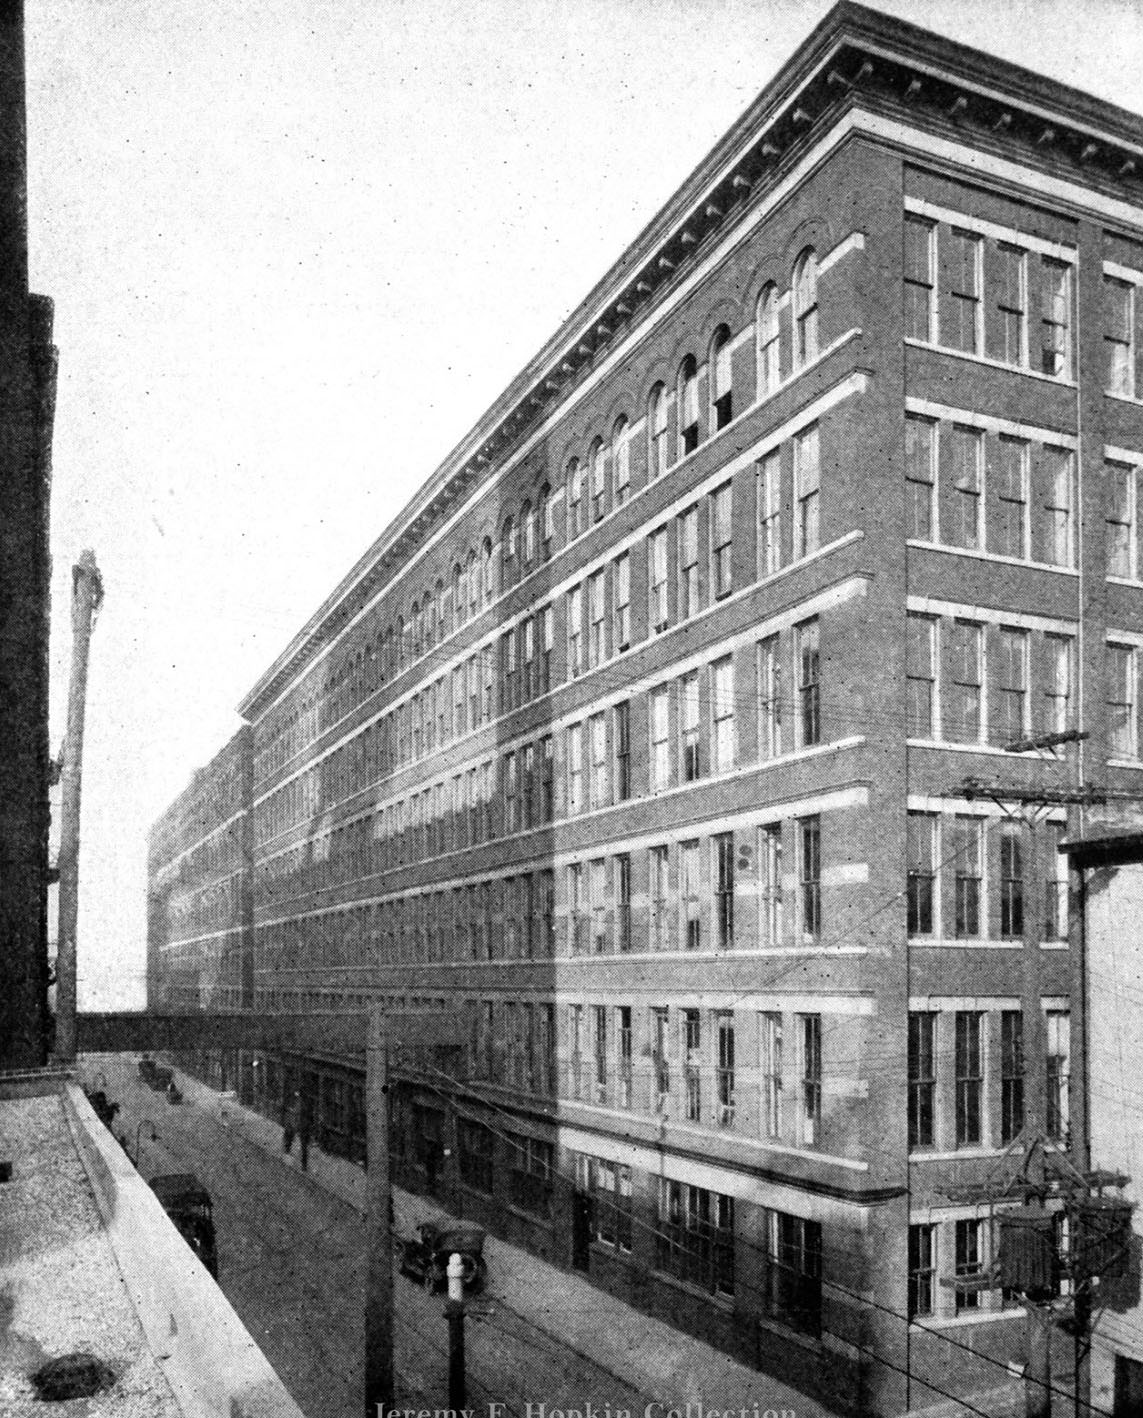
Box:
[149,1173,218,1278]
[399,1220,486,1294]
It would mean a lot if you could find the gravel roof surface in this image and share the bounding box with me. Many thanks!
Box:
[0,1094,181,1418]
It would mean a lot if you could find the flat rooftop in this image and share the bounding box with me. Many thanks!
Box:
[0,1091,181,1417]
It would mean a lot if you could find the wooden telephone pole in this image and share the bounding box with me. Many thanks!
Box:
[54,549,103,1063]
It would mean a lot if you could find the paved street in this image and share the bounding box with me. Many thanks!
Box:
[88,1057,649,1418]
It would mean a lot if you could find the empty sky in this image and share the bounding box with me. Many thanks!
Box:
[25,0,1143,1007]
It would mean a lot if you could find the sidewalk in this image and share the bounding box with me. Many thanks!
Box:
[161,1063,838,1418]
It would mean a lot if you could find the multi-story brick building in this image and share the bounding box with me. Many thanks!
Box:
[148,4,1143,1410]
[147,726,253,1025]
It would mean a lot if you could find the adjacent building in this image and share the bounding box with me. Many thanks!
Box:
[0,0,58,1070]
[148,5,1143,1410]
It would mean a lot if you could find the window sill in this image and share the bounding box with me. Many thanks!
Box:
[913,1308,1023,1331]
[907,737,1068,759]
[1105,388,1143,408]
[906,539,1077,576]
[904,338,1076,389]
[908,937,1022,950]
[651,1266,735,1312]
[1108,757,1143,770]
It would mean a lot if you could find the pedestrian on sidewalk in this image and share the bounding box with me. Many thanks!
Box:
[298,1090,313,1172]
[282,1089,301,1159]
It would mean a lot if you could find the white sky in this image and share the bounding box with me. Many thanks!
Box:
[24,0,1143,1009]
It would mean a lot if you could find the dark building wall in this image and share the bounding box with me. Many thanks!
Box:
[0,0,56,1071]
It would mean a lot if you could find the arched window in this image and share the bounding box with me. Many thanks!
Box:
[426,591,437,648]
[710,325,733,431]
[481,537,493,606]
[611,417,630,506]
[411,600,423,658]
[466,549,478,619]
[793,249,818,367]
[756,283,780,397]
[677,355,699,457]
[453,563,465,626]
[501,515,515,587]
[539,483,553,554]
[520,501,535,565]
[567,458,584,538]
[396,615,406,670]
[436,578,447,638]
[589,438,607,523]
[648,383,668,481]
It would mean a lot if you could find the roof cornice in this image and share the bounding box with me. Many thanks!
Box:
[239,2,1143,720]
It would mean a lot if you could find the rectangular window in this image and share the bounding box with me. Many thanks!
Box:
[540,735,554,822]
[681,840,701,951]
[595,1003,612,1100]
[758,634,782,759]
[1001,1010,1024,1145]
[679,507,699,620]
[761,1011,783,1138]
[567,1003,583,1097]
[907,614,936,738]
[617,1005,632,1106]
[567,721,583,815]
[716,1012,735,1126]
[588,569,607,667]
[503,628,519,710]
[711,482,733,599]
[567,585,583,678]
[613,552,630,652]
[1040,257,1071,378]
[504,751,519,833]
[948,228,982,354]
[995,627,1028,746]
[650,686,670,791]
[948,620,983,743]
[589,860,607,955]
[568,863,584,955]
[1107,461,1135,579]
[950,426,983,550]
[759,825,783,948]
[613,701,631,802]
[1000,822,1024,940]
[508,1134,553,1217]
[904,216,936,342]
[1108,642,1138,758]
[796,618,821,747]
[521,742,535,829]
[712,656,735,772]
[955,1011,983,1147]
[539,605,553,693]
[955,1219,984,1313]
[458,1120,495,1195]
[658,1180,735,1297]
[589,712,608,808]
[683,1009,701,1121]
[1046,1009,1070,1141]
[908,1012,936,1149]
[909,1224,936,1319]
[953,816,983,938]
[991,436,1028,559]
[798,816,821,943]
[906,416,936,541]
[1045,635,1073,736]
[794,425,820,558]
[590,1158,632,1253]
[768,1211,822,1336]
[681,671,701,782]
[1042,447,1073,568]
[615,854,631,954]
[652,1006,670,1110]
[649,527,669,633]
[757,450,782,576]
[714,833,734,950]
[798,1014,821,1146]
[1105,275,1135,396]
[907,813,935,937]
[995,241,1027,365]
[650,845,670,951]
[1043,820,1068,942]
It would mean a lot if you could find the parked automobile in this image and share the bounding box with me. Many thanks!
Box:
[148,1173,218,1278]
[399,1220,486,1294]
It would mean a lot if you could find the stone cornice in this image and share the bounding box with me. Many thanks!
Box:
[238,1,1143,722]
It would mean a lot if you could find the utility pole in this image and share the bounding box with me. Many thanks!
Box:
[364,1008,393,1418]
[55,550,103,1063]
